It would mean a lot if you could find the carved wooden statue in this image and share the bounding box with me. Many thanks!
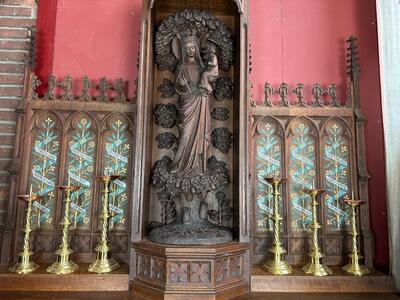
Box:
[149,10,233,245]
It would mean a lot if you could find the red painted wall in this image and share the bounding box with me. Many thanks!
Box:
[50,0,141,96]
[36,0,389,272]
[36,0,58,83]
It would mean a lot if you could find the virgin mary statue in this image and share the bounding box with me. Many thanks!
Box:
[171,36,216,177]
[149,35,232,245]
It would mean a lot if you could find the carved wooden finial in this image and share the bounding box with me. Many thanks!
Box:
[44,75,57,100]
[346,36,360,81]
[264,82,273,107]
[61,75,73,101]
[98,77,109,101]
[25,26,37,69]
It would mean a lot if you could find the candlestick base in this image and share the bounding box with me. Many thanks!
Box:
[302,252,333,276]
[343,253,370,276]
[46,248,79,274]
[9,250,39,274]
[87,250,120,274]
[263,246,292,275]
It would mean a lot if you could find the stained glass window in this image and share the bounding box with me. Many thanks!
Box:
[30,113,60,229]
[254,118,283,233]
[322,119,351,230]
[288,119,316,231]
[65,115,96,229]
[102,115,133,230]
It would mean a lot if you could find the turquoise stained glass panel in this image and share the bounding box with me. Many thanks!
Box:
[289,120,316,231]
[66,116,96,229]
[322,120,350,230]
[254,120,283,233]
[30,114,60,229]
[103,117,132,230]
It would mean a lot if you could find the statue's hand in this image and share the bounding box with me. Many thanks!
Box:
[179,74,188,87]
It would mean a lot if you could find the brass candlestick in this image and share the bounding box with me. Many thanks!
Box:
[342,198,370,276]
[88,175,120,273]
[47,185,80,274]
[302,188,333,276]
[9,194,41,274]
[263,176,292,275]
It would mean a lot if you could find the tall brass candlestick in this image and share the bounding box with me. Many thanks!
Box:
[302,188,333,276]
[9,194,41,274]
[263,176,292,275]
[47,185,80,274]
[342,198,370,276]
[88,175,120,273]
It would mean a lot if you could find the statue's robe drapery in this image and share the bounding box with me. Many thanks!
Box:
[171,60,211,177]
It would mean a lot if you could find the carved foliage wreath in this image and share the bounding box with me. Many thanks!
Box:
[155,9,234,72]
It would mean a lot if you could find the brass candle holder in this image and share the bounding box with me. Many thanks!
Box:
[47,185,81,274]
[302,188,333,276]
[263,176,292,275]
[88,175,120,273]
[342,198,370,276]
[9,194,41,274]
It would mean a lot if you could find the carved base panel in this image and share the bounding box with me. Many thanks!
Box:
[132,240,249,300]
[251,265,394,293]
[0,264,129,292]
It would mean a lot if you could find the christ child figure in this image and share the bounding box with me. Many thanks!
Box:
[200,43,219,94]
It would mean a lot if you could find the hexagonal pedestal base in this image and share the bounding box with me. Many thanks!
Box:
[132,240,249,300]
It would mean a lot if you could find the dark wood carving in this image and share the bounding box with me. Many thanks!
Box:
[132,1,251,296]
[211,107,230,121]
[2,73,136,265]
[133,241,249,299]
[258,81,346,108]
[157,79,175,99]
[211,128,233,154]
[148,9,236,246]
[153,103,178,128]
[249,37,373,268]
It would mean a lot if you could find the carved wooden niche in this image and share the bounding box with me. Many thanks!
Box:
[132,0,250,283]
[132,0,250,243]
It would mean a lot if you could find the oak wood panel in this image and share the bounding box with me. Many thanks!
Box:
[0,264,129,292]
[251,265,394,293]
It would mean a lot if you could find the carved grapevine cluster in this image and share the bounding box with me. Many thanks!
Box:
[158,79,175,99]
[211,107,230,121]
[211,128,233,154]
[154,104,179,128]
[214,77,233,101]
[152,156,229,196]
[156,132,178,150]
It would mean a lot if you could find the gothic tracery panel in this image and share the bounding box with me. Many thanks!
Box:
[322,118,351,230]
[254,118,284,233]
[30,112,61,230]
[101,114,133,231]
[288,118,317,232]
[65,113,97,229]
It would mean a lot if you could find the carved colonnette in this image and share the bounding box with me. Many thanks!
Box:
[249,37,373,267]
[2,73,136,265]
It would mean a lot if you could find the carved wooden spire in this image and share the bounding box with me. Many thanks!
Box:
[347,36,361,81]
[25,26,37,69]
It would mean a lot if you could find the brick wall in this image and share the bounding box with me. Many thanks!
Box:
[0,0,37,226]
